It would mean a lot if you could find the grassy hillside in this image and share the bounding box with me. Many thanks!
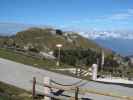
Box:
[0,27,114,70]
[13,27,111,55]
[0,48,71,69]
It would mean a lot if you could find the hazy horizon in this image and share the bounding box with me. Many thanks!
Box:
[0,0,133,56]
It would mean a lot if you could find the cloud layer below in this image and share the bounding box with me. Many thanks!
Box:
[79,30,133,40]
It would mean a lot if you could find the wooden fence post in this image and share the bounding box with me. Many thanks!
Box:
[75,87,79,100]
[43,77,51,100]
[32,77,36,100]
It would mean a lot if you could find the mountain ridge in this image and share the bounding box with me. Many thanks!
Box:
[0,27,112,56]
[15,28,106,51]
[0,22,132,56]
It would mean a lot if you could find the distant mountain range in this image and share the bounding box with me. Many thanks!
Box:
[95,38,133,56]
[79,30,133,56]
[0,22,133,56]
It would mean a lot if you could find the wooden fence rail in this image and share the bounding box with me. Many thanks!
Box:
[32,77,79,100]
[31,77,133,100]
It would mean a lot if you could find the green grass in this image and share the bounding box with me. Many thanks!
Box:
[0,96,9,100]
[0,81,32,100]
[0,48,91,79]
[0,48,71,70]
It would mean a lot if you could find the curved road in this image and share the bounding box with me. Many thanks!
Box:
[0,58,133,100]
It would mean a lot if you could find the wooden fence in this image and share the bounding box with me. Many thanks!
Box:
[31,77,133,100]
[32,77,80,100]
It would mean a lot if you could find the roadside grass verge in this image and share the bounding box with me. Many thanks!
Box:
[0,48,90,79]
[0,81,32,100]
[0,48,71,69]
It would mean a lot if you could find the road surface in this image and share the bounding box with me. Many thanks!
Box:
[0,57,133,100]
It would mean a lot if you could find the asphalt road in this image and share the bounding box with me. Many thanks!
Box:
[0,57,133,100]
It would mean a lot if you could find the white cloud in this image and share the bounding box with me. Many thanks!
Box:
[109,13,131,20]
[60,8,133,32]
[109,9,133,20]
[61,9,133,30]
[79,30,133,40]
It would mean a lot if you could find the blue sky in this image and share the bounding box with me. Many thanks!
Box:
[0,0,133,31]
